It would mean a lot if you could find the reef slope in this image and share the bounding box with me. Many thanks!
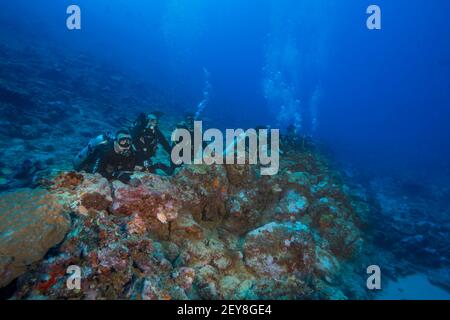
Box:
[4,149,371,300]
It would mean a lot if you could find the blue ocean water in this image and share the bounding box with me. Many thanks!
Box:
[0,0,449,299]
[3,0,449,174]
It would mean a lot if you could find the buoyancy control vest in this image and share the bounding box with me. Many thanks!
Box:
[73,132,114,171]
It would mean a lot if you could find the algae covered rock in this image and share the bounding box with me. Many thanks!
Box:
[274,189,309,218]
[309,197,363,258]
[243,221,316,280]
[287,171,311,186]
[111,180,180,225]
[170,213,204,243]
[174,164,228,223]
[0,188,70,288]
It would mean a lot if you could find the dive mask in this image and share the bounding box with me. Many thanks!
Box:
[116,133,132,154]
[147,114,158,130]
[118,137,131,149]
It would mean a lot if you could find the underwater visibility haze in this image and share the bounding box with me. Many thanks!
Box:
[0,0,449,300]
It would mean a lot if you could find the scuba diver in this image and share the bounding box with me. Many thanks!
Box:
[175,113,196,157]
[281,124,314,152]
[129,111,174,175]
[176,113,195,135]
[73,129,137,183]
[283,125,301,149]
[173,113,212,163]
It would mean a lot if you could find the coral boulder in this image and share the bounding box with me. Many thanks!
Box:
[243,222,316,280]
[0,188,70,287]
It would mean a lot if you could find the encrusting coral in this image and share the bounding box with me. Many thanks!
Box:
[0,188,70,288]
[0,146,373,300]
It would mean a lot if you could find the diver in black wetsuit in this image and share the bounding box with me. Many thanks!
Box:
[281,124,314,152]
[74,130,137,183]
[282,125,301,149]
[175,113,196,156]
[176,113,195,134]
[173,113,213,164]
[130,112,174,175]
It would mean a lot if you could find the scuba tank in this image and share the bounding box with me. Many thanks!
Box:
[73,132,113,171]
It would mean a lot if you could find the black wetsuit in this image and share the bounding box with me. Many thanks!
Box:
[92,141,137,182]
[175,121,195,158]
[281,134,313,152]
[281,135,300,149]
[131,126,173,174]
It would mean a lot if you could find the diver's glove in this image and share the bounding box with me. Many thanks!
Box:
[143,160,151,168]
[141,160,155,173]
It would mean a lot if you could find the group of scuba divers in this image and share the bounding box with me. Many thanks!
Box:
[73,112,195,183]
[73,110,312,184]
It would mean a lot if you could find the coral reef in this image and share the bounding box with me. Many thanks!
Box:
[367,176,450,270]
[1,146,372,300]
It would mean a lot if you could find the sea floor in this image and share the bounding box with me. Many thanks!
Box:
[377,274,450,300]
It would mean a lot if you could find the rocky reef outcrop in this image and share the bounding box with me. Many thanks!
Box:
[0,34,380,300]
[0,188,70,288]
[2,148,371,300]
